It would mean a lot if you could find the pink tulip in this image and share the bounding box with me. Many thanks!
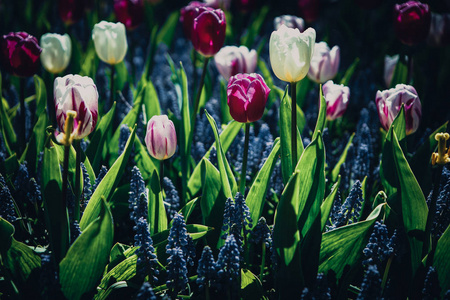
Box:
[191,8,226,57]
[145,115,177,160]
[214,46,257,80]
[307,42,340,84]
[322,80,350,121]
[180,2,208,39]
[394,1,431,46]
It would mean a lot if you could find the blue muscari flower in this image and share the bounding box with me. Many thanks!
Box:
[363,221,393,267]
[39,253,60,299]
[234,192,253,235]
[352,124,372,182]
[136,282,157,300]
[13,161,30,201]
[27,178,42,205]
[93,166,108,191]
[80,139,89,153]
[250,217,272,247]
[430,166,450,238]
[192,99,221,162]
[222,193,253,252]
[129,166,148,223]
[162,177,180,221]
[356,264,381,300]
[222,197,235,234]
[216,234,240,286]
[70,220,82,244]
[80,162,92,207]
[134,217,159,282]
[119,124,131,156]
[268,160,284,198]
[330,181,363,229]
[422,266,441,299]
[166,213,196,266]
[300,273,331,300]
[197,246,216,290]
[166,247,188,294]
[0,174,17,222]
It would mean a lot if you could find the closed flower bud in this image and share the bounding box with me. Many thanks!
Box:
[40,33,72,74]
[54,74,99,141]
[214,46,257,80]
[227,73,270,123]
[322,80,350,121]
[191,8,226,57]
[92,21,128,65]
[114,0,144,30]
[274,15,305,32]
[394,1,431,46]
[269,24,316,83]
[145,115,177,160]
[375,84,421,135]
[0,32,42,77]
[307,41,340,83]
[58,0,85,25]
[180,2,208,39]
[427,13,450,47]
[384,54,399,88]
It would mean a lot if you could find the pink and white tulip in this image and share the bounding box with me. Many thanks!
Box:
[214,46,257,80]
[145,115,177,160]
[375,84,422,135]
[384,54,399,88]
[322,80,350,121]
[307,41,340,84]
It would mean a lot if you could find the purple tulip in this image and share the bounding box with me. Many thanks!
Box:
[214,45,257,80]
[191,8,226,57]
[394,1,431,46]
[0,32,42,77]
[54,74,99,141]
[375,84,422,135]
[145,115,177,160]
[114,0,144,30]
[307,42,340,84]
[274,15,305,32]
[322,80,350,121]
[227,73,270,123]
[180,2,209,40]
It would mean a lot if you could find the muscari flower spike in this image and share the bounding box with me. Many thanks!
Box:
[422,266,441,299]
[134,217,159,282]
[166,247,189,294]
[363,221,394,267]
[136,282,157,300]
[166,213,196,266]
[300,273,331,300]
[129,166,148,223]
[197,246,217,290]
[216,234,241,286]
[93,165,108,191]
[356,264,382,300]
[0,174,17,223]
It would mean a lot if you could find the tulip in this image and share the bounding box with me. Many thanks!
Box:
[40,33,72,74]
[394,1,431,46]
[180,2,209,39]
[384,54,399,88]
[58,0,85,25]
[269,25,316,83]
[274,15,305,32]
[297,0,320,23]
[307,41,340,84]
[92,21,128,65]
[227,73,270,123]
[114,0,144,30]
[214,46,257,80]
[0,32,42,77]
[427,13,450,47]
[54,74,99,142]
[375,84,421,135]
[322,80,350,121]
[145,115,177,160]
[203,0,231,10]
[191,8,226,57]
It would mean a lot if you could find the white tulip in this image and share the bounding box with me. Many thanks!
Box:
[92,21,128,65]
[40,33,71,74]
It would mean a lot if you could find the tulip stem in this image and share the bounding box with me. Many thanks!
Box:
[239,123,250,195]
[406,53,413,84]
[110,64,116,106]
[160,161,164,190]
[193,57,210,117]
[61,144,70,244]
[74,140,81,222]
[291,82,298,168]
[19,77,26,152]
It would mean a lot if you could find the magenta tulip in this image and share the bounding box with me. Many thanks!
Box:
[322,80,350,121]
[114,0,144,30]
[375,84,422,135]
[180,2,209,39]
[145,115,177,160]
[394,1,431,46]
[191,8,226,57]
[227,73,270,123]
[0,32,41,77]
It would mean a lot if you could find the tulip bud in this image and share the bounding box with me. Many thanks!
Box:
[297,0,320,23]
[384,54,399,88]
[114,0,144,30]
[427,13,450,47]
[375,84,421,135]
[269,25,316,83]
[274,15,305,32]
[145,115,177,160]
[0,32,42,77]
[54,74,99,142]
[191,8,226,57]
[322,80,350,121]
[214,46,257,80]
[307,41,340,84]
[227,73,270,123]
[92,21,128,65]
[394,1,431,46]
[40,33,72,74]
[58,0,85,25]
[180,2,209,39]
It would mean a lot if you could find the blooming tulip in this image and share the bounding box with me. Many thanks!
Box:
[180,2,209,39]
[191,8,226,57]
[40,33,72,74]
[269,24,316,83]
[227,73,270,123]
[307,41,340,84]
[394,1,431,46]
[114,0,144,30]
[274,15,305,32]
[214,46,257,80]
[54,74,99,142]
[0,32,42,77]
[384,54,399,88]
[92,21,128,65]
[145,115,177,160]
[58,0,85,25]
[375,84,421,135]
[322,80,349,121]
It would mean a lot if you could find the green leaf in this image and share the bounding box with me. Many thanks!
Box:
[390,57,408,88]
[433,225,450,297]
[241,269,264,300]
[257,59,284,108]
[33,75,47,121]
[147,170,168,235]
[312,85,326,141]
[156,11,180,48]
[20,110,48,174]
[331,133,354,183]
[219,79,232,124]
[178,198,198,223]
[115,61,128,92]
[247,138,280,225]
[134,137,158,182]
[205,110,237,199]
[4,239,41,284]
[80,127,136,230]
[60,199,114,300]
[320,176,341,231]
[79,43,99,80]
[240,6,269,48]
[142,80,161,123]
[339,57,360,86]
[0,92,17,154]
[0,217,14,255]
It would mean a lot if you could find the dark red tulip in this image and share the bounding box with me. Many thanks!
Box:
[58,0,85,25]
[394,1,431,46]
[233,0,256,13]
[227,73,270,123]
[354,0,383,9]
[0,32,42,77]
[297,0,320,23]
[180,2,210,39]
[191,8,226,57]
[114,0,144,30]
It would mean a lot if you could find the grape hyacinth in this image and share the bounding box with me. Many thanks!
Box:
[70,220,82,244]
[27,178,42,206]
[356,264,382,300]
[329,180,364,229]
[197,246,217,290]
[129,166,148,223]
[363,221,394,267]
[430,166,450,238]
[162,177,180,220]
[216,234,241,288]
[166,247,189,295]
[134,217,159,282]
[39,253,61,299]
[118,124,131,156]
[0,174,17,222]
[166,213,196,266]
[136,282,157,300]
[221,193,253,251]
[251,217,272,247]
[422,266,441,299]
[300,273,331,300]
[80,162,92,208]
[13,161,30,201]
[93,166,108,191]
